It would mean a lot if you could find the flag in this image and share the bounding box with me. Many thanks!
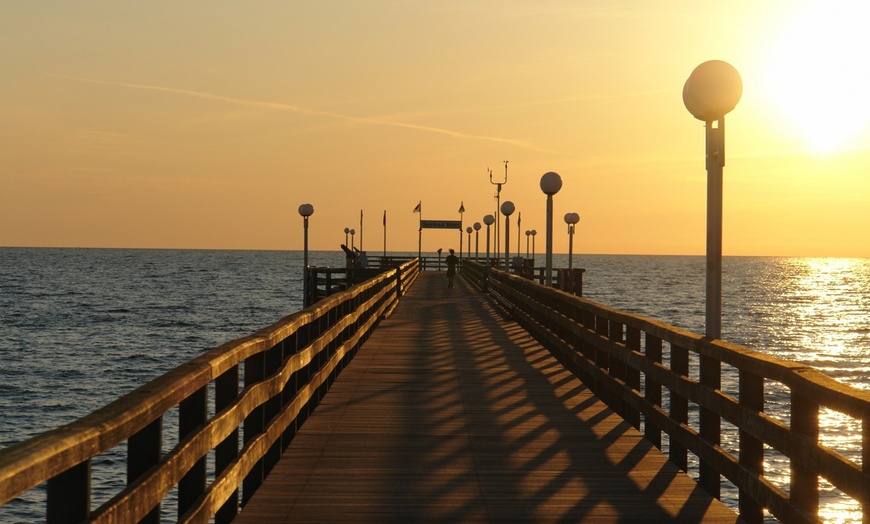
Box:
[413,201,421,213]
[458,202,465,213]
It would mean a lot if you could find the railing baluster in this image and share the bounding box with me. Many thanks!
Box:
[263,342,284,477]
[699,351,721,498]
[128,417,162,523]
[624,326,641,429]
[790,392,819,516]
[179,386,207,519]
[670,343,689,471]
[47,459,90,524]
[739,370,764,524]
[242,351,266,506]
[644,334,663,448]
[215,365,240,524]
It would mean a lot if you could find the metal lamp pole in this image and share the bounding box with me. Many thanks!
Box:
[501,201,515,271]
[473,222,481,260]
[483,214,494,266]
[299,203,314,306]
[683,59,742,504]
[540,172,563,287]
[564,212,580,271]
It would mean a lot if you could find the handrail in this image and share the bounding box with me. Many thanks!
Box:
[0,259,420,524]
[463,259,870,524]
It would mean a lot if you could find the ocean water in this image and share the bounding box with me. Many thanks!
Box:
[1,248,868,522]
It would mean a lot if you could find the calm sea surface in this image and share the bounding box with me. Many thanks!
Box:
[1,248,868,522]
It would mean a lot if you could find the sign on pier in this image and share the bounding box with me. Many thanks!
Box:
[420,220,462,230]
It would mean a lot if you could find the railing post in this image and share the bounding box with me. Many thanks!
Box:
[242,351,266,506]
[644,334,663,448]
[47,460,90,524]
[395,264,403,299]
[865,417,870,524]
[791,392,819,517]
[128,417,162,523]
[608,321,627,420]
[739,370,764,524]
[700,351,721,498]
[670,344,689,471]
[215,365,240,524]
[178,386,207,519]
[624,327,641,429]
[263,343,284,477]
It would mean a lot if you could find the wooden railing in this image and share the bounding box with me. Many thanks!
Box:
[463,260,870,524]
[0,259,420,524]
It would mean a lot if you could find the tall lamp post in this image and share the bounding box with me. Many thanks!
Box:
[344,227,350,246]
[540,172,563,287]
[299,203,314,306]
[530,230,537,262]
[466,226,473,262]
[683,60,741,339]
[501,201,515,272]
[683,59,742,504]
[349,228,355,250]
[564,212,580,271]
[473,222,481,260]
[483,214,495,266]
[525,230,531,258]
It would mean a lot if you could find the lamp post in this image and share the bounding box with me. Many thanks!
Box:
[501,201,515,271]
[466,226,472,263]
[683,59,741,340]
[299,203,314,306]
[530,230,537,261]
[473,222,481,260]
[483,215,495,266]
[540,172,563,287]
[344,227,349,247]
[350,228,355,250]
[564,212,580,271]
[683,59,742,503]
[525,230,531,258]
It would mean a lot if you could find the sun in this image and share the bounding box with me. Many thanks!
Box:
[760,2,870,155]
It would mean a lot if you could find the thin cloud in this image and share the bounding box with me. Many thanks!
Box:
[49,74,553,153]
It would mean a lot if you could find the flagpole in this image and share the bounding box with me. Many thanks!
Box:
[359,209,363,252]
[382,210,387,258]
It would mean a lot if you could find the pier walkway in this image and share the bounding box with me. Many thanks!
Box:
[234,272,740,523]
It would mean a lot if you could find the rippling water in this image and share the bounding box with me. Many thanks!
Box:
[1,249,867,522]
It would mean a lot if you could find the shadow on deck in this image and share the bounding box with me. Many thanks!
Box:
[234,272,741,523]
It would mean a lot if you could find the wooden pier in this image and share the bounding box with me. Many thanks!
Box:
[233,272,740,523]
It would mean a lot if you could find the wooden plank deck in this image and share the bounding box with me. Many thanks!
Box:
[234,272,742,523]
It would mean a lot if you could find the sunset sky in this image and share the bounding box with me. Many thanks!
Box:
[2,1,869,256]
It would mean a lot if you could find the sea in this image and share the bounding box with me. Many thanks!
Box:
[1,248,868,523]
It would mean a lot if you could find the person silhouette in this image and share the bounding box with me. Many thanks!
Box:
[445,248,459,289]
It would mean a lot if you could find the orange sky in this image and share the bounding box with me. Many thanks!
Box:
[2,1,869,256]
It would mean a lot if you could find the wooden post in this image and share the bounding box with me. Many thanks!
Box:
[790,393,819,516]
[670,344,689,472]
[215,365,240,524]
[178,386,207,519]
[624,327,641,429]
[242,352,265,506]
[644,335,663,448]
[699,352,721,498]
[47,460,90,524]
[128,417,162,523]
[739,370,764,524]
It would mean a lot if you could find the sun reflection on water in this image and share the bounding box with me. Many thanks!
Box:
[741,257,869,523]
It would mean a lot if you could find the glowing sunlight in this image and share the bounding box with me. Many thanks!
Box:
[760,2,870,155]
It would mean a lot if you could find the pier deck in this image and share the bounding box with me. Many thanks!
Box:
[234,272,741,523]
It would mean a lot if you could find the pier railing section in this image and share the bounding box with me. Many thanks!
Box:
[463,260,869,524]
[0,259,419,524]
